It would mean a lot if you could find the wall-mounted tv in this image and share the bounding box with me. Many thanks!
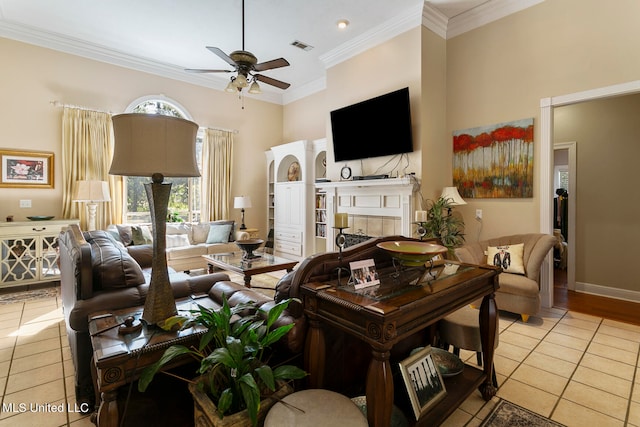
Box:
[330,87,413,162]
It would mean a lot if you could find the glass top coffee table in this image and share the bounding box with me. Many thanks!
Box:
[202,251,298,287]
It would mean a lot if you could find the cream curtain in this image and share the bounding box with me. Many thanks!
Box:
[201,129,234,221]
[61,107,123,229]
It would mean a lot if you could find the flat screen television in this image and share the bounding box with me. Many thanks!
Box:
[330,87,413,162]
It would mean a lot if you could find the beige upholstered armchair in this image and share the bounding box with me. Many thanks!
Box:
[454,233,556,322]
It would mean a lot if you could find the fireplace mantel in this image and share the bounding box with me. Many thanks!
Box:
[315,177,419,248]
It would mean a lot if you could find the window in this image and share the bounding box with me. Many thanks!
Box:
[123,98,202,223]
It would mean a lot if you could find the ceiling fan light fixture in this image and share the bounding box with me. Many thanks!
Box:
[248,80,262,94]
[225,79,237,93]
[234,73,249,88]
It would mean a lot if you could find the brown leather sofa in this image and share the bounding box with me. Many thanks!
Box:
[59,224,305,409]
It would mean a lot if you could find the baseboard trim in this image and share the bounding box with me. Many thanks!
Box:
[575,281,640,303]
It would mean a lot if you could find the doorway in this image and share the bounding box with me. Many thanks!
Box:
[540,79,640,308]
[552,143,575,291]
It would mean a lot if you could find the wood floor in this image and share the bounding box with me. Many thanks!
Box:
[553,268,640,326]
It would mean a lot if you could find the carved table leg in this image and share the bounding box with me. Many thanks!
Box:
[479,292,498,400]
[366,349,393,427]
[243,274,252,288]
[96,389,118,427]
[304,318,326,388]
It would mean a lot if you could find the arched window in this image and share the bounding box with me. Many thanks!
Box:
[123,96,202,223]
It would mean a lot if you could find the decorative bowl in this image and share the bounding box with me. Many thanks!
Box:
[235,239,264,259]
[27,216,55,221]
[376,241,447,267]
[410,346,465,377]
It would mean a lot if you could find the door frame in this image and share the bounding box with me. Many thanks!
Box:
[539,79,640,308]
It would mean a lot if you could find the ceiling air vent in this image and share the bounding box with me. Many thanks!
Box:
[291,40,314,51]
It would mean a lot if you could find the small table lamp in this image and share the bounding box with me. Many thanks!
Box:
[234,196,252,230]
[110,113,199,325]
[73,180,111,231]
[440,186,467,215]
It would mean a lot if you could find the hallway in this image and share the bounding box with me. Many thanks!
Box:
[554,268,640,326]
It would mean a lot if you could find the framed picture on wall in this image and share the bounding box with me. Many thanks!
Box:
[0,149,54,188]
[399,345,447,420]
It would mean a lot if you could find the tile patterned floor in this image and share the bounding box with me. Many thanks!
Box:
[0,293,638,426]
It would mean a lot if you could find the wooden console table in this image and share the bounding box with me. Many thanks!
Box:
[301,262,500,427]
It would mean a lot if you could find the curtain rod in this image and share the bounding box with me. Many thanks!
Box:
[205,126,239,134]
[52,101,238,133]
[50,100,113,114]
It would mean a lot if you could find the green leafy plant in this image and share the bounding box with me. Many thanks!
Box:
[138,296,306,427]
[422,196,466,252]
[167,211,184,222]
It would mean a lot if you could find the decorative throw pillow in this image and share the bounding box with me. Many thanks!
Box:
[83,231,145,290]
[206,223,233,244]
[116,224,134,246]
[208,220,236,242]
[191,223,211,244]
[166,234,191,248]
[131,225,153,245]
[486,243,525,274]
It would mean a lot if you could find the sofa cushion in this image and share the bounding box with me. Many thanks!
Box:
[83,231,145,290]
[131,225,153,245]
[166,234,191,248]
[166,223,193,243]
[486,243,525,274]
[206,223,233,244]
[166,244,207,260]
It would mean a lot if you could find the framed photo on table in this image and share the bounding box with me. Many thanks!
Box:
[0,149,54,188]
[349,258,380,289]
[399,345,447,420]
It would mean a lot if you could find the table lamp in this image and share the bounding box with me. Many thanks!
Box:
[234,196,252,230]
[110,113,199,325]
[440,186,467,215]
[73,180,111,231]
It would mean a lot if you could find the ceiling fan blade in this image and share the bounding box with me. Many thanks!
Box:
[185,69,232,73]
[254,74,291,90]
[206,46,237,67]
[254,58,290,72]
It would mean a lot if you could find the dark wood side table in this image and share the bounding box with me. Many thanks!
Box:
[88,297,219,427]
[301,262,500,427]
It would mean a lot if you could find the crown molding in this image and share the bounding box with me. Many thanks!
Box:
[421,2,448,39]
[0,20,284,105]
[282,76,326,105]
[446,0,545,39]
[319,3,423,70]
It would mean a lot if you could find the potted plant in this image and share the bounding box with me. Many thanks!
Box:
[422,196,465,253]
[138,296,306,427]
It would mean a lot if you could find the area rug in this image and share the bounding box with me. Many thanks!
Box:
[481,400,565,427]
[0,286,60,304]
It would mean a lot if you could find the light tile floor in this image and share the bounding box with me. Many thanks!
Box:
[443,307,640,427]
[0,293,638,426]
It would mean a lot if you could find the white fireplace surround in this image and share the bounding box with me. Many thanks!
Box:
[316,177,419,245]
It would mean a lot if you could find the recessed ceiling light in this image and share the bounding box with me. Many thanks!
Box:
[337,19,349,30]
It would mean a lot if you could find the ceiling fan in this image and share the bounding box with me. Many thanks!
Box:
[185,0,291,93]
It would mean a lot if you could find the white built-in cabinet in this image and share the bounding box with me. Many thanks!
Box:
[266,139,326,261]
[0,219,79,288]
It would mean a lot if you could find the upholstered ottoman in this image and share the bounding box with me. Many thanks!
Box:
[438,304,499,386]
[264,389,368,427]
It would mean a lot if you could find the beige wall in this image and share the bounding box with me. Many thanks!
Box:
[322,27,422,180]
[446,0,640,242]
[554,94,640,292]
[0,37,282,231]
